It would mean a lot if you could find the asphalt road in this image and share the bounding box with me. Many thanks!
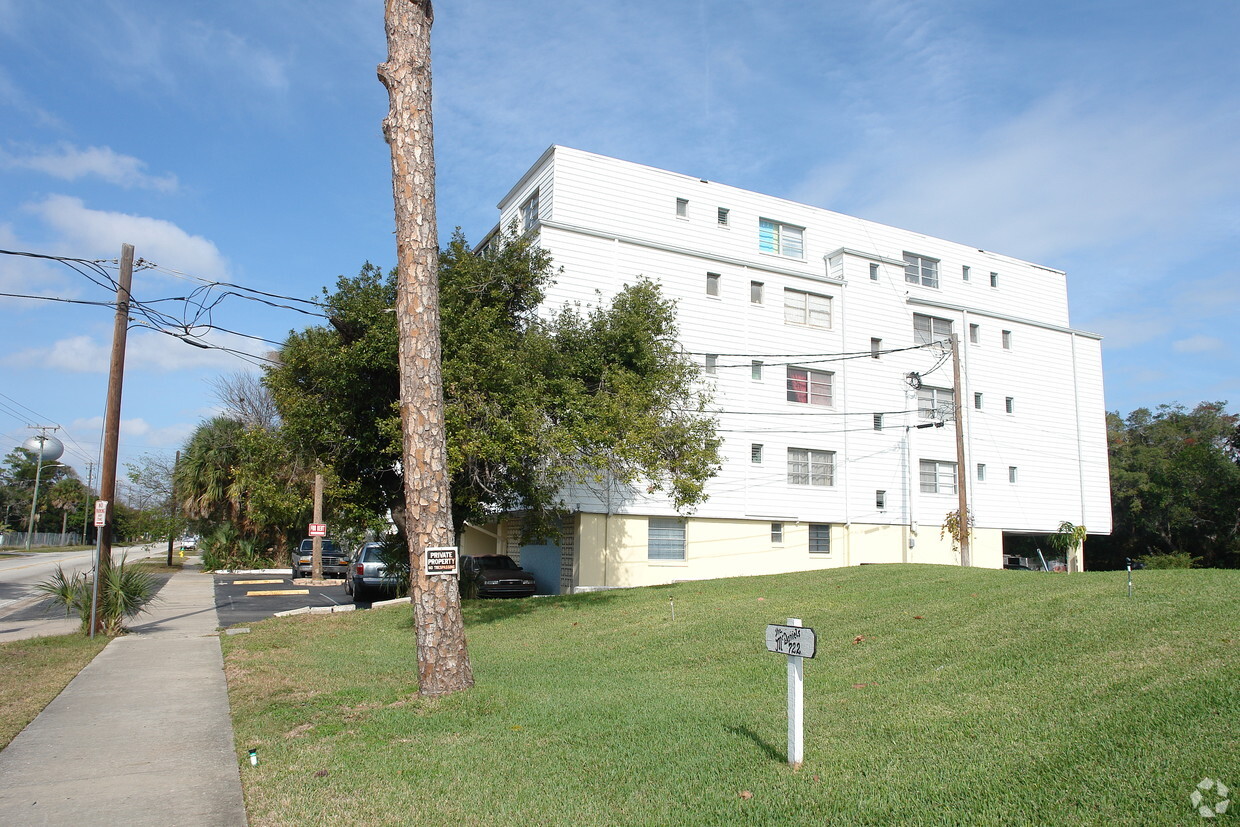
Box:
[213,572,369,627]
[0,543,163,642]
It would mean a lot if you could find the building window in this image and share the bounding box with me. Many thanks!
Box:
[917,386,953,420]
[969,323,980,344]
[788,448,835,486]
[751,444,763,464]
[648,517,685,560]
[808,524,831,554]
[750,280,764,304]
[751,360,763,381]
[1002,330,1012,349]
[974,392,983,410]
[717,207,729,226]
[913,313,952,345]
[1008,466,1018,483]
[920,459,957,494]
[871,337,882,358]
[876,490,887,511]
[990,272,999,288]
[676,198,689,218]
[904,252,940,288]
[873,413,883,431]
[977,463,987,481]
[962,265,971,281]
[869,263,879,281]
[1005,397,1014,414]
[704,354,718,375]
[784,288,831,328]
[759,218,804,258]
[706,272,721,296]
[771,522,784,543]
[520,189,540,231]
[786,367,833,406]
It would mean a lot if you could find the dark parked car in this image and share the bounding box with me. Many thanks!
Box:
[291,538,348,579]
[346,542,402,602]
[460,554,537,598]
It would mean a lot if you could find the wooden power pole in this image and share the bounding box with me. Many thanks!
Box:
[378,0,473,696]
[950,333,971,567]
[94,242,135,634]
[311,472,324,580]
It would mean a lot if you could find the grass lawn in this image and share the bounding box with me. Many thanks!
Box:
[222,565,1237,826]
[0,634,108,749]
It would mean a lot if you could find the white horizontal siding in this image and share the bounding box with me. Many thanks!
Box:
[492,147,1110,539]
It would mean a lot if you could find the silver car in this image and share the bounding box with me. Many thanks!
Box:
[346,542,401,602]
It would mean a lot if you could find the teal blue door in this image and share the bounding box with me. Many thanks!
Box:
[519,542,561,595]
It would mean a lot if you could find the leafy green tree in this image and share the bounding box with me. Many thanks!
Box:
[0,446,74,535]
[264,226,720,542]
[1089,402,1240,569]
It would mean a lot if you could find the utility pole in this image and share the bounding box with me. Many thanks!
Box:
[94,242,135,633]
[379,0,473,697]
[166,450,179,565]
[311,472,324,580]
[83,461,95,545]
[950,333,971,566]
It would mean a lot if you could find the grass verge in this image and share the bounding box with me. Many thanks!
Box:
[0,634,108,749]
[222,565,1238,826]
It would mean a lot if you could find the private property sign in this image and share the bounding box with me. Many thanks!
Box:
[425,546,458,576]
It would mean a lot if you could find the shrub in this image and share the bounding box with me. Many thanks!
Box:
[36,555,159,636]
[1136,551,1201,569]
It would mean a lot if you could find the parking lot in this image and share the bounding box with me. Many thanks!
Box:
[213,572,377,627]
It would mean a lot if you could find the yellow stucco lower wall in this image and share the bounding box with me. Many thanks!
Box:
[459,523,501,557]
[573,514,1002,590]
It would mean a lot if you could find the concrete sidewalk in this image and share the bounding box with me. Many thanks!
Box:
[0,563,247,826]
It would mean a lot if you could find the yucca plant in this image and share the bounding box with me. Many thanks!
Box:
[36,554,159,636]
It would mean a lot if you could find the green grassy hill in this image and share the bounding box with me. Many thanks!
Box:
[222,564,1238,826]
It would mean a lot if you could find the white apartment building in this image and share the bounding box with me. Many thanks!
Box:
[467,146,1111,593]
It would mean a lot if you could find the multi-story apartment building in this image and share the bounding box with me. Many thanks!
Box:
[467,146,1111,593]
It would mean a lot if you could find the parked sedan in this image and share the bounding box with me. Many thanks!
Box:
[460,554,537,598]
[291,538,348,579]
[346,542,402,602]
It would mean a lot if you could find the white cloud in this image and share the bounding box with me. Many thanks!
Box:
[795,91,1240,266]
[25,195,228,279]
[70,415,194,452]
[4,329,268,373]
[1172,336,1224,354]
[2,143,178,192]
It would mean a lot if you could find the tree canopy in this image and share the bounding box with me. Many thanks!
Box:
[263,226,720,541]
[1088,402,1240,568]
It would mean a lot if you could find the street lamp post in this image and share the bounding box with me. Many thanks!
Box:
[22,432,65,551]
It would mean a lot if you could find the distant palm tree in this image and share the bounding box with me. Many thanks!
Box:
[176,417,247,529]
[48,476,86,542]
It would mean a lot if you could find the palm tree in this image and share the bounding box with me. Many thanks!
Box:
[176,417,247,528]
[48,476,86,543]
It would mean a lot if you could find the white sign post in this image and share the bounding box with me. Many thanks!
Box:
[765,618,816,768]
[89,500,108,639]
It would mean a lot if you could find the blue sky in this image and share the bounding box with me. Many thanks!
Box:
[1,0,1237,484]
